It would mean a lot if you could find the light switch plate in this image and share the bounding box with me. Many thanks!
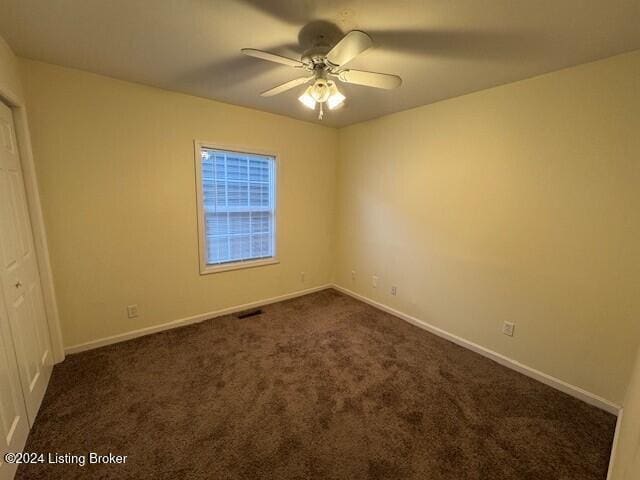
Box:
[127,304,139,318]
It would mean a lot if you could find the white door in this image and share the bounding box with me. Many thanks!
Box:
[0,296,29,480]
[0,100,52,423]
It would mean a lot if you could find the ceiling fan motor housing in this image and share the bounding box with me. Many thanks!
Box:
[301,43,331,68]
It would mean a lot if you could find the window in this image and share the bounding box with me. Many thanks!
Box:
[195,143,277,273]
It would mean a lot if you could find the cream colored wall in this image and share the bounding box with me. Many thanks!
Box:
[19,50,640,404]
[0,36,24,101]
[612,346,640,480]
[334,51,640,404]
[21,59,337,349]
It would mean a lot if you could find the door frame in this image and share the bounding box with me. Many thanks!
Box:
[0,82,65,364]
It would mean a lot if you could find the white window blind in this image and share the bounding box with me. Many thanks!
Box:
[200,147,276,266]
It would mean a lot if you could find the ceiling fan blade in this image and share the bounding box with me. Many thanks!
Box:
[261,76,312,97]
[338,69,402,90]
[326,30,372,67]
[241,48,303,68]
[367,29,533,59]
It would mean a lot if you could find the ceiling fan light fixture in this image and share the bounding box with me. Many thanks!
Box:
[327,83,346,110]
[310,80,331,103]
[243,29,401,120]
[298,86,316,110]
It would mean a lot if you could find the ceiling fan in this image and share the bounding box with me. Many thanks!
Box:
[241,30,402,119]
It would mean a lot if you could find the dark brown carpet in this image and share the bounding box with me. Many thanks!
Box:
[18,289,615,479]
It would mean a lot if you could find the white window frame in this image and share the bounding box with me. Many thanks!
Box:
[194,140,279,274]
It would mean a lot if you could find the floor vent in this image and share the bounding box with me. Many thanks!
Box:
[233,308,263,319]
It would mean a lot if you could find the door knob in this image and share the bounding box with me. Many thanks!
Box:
[14,281,22,289]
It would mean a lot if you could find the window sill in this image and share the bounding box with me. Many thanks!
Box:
[200,258,279,275]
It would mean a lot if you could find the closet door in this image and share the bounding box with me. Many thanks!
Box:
[0,298,29,480]
[0,100,52,423]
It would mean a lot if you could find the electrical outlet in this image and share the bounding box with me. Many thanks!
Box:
[372,275,378,288]
[300,271,305,283]
[351,270,356,281]
[127,304,139,319]
[391,286,397,296]
[502,321,515,337]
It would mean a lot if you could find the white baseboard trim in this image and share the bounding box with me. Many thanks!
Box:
[65,284,332,355]
[65,282,620,415]
[332,284,621,415]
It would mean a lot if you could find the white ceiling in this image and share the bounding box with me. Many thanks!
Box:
[1,0,639,127]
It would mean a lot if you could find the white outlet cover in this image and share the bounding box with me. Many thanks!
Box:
[502,321,515,337]
[391,286,397,296]
[372,275,378,288]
